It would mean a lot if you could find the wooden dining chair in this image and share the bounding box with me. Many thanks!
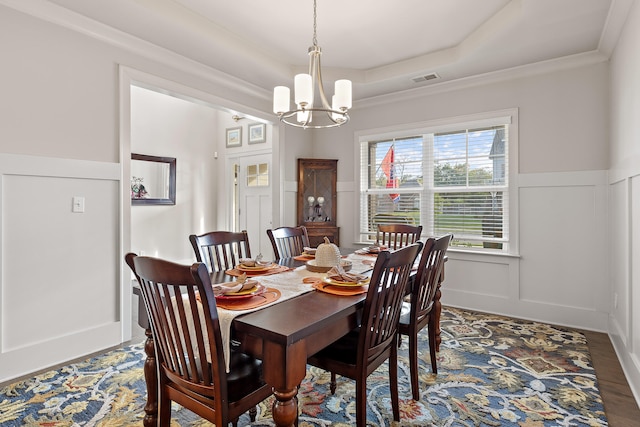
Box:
[189,230,251,273]
[398,233,452,400]
[307,242,423,427]
[266,226,310,259]
[124,253,272,427]
[376,224,423,249]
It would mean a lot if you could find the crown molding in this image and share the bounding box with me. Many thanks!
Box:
[598,0,636,57]
[0,0,272,102]
[356,50,609,109]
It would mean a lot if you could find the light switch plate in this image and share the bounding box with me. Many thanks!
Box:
[72,196,85,213]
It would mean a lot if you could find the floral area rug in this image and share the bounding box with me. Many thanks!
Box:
[0,307,607,426]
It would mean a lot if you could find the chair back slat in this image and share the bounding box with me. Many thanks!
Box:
[376,224,423,250]
[412,234,453,322]
[189,230,252,272]
[267,226,310,259]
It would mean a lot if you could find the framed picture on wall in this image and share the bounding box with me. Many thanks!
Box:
[226,127,242,147]
[248,123,266,144]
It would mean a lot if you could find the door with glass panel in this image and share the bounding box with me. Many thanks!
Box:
[237,154,273,258]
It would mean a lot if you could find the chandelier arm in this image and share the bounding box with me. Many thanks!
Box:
[313,52,332,110]
[278,108,349,129]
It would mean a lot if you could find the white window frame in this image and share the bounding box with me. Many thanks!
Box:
[354,109,519,255]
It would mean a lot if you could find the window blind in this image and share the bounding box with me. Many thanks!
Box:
[359,119,510,252]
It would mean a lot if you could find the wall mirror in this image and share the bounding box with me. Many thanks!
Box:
[131,153,176,205]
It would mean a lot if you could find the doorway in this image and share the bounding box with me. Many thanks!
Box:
[121,66,277,342]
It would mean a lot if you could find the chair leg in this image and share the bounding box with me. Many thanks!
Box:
[249,406,257,421]
[408,329,420,401]
[355,377,367,427]
[390,341,400,422]
[428,317,438,375]
[330,372,337,395]
[158,390,171,427]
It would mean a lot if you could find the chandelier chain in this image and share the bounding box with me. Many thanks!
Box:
[312,0,318,47]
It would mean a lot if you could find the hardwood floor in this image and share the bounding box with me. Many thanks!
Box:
[583,330,640,426]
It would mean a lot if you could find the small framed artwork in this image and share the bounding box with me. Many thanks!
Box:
[226,127,242,148]
[248,123,266,144]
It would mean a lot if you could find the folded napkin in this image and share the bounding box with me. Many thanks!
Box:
[211,274,254,296]
[326,265,368,283]
[239,254,274,268]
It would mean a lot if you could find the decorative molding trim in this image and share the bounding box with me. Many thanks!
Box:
[0,153,120,180]
[356,51,608,109]
[0,0,270,102]
[609,152,640,184]
[598,0,637,56]
[0,0,618,112]
[518,170,608,187]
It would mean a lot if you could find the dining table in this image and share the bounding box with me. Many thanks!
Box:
[132,248,446,427]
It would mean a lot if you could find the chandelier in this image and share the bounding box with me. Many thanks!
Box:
[273,0,352,129]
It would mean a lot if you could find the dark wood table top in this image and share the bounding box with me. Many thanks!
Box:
[233,287,365,348]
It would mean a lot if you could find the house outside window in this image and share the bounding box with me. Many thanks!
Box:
[358,111,515,252]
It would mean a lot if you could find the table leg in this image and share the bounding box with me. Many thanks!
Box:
[272,388,298,427]
[142,328,158,427]
[262,340,307,427]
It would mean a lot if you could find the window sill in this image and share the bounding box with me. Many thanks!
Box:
[447,247,521,259]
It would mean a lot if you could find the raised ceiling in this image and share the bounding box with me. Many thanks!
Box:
[18,0,631,100]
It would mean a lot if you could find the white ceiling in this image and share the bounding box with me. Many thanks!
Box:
[32,0,629,100]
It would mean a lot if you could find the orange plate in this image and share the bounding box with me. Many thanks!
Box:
[312,282,368,296]
[215,288,281,310]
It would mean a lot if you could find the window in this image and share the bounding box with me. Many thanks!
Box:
[246,163,269,187]
[358,112,514,252]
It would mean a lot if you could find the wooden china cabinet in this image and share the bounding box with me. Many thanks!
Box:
[297,158,339,247]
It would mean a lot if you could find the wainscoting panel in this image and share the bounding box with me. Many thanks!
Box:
[445,256,511,298]
[444,171,609,332]
[608,170,640,407]
[519,185,603,309]
[631,175,640,367]
[0,154,121,383]
[609,179,630,345]
[2,174,119,350]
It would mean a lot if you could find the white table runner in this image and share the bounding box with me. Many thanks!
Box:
[218,253,374,371]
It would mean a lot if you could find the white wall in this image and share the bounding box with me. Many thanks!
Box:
[608,0,640,403]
